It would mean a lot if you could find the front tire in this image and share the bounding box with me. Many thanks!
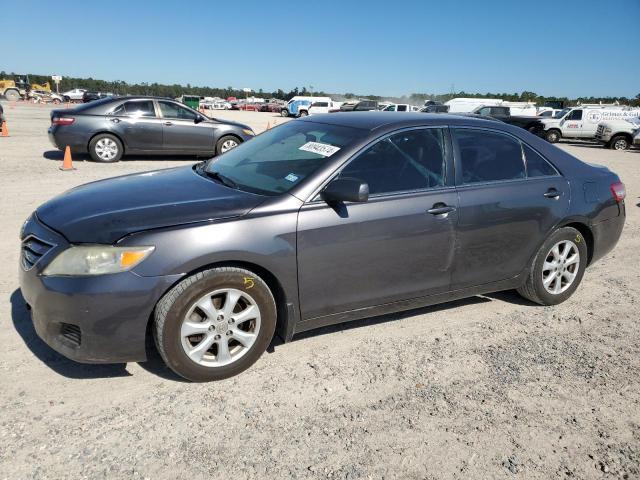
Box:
[280,109,289,117]
[517,227,588,306]
[89,134,123,162]
[4,89,20,101]
[545,129,561,143]
[610,135,630,151]
[154,267,277,382]
[215,135,241,155]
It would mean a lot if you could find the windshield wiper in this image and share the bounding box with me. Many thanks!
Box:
[204,170,239,189]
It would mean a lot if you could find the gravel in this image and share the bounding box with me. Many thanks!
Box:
[0,102,639,479]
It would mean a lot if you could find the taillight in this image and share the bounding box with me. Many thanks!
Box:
[52,117,75,126]
[610,181,626,202]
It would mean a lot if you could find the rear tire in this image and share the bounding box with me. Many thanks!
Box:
[299,110,308,117]
[89,134,123,163]
[153,267,277,382]
[517,227,588,306]
[609,135,630,151]
[545,129,561,143]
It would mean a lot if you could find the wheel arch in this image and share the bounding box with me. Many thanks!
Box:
[558,221,594,266]
[87,130,127,155]
[147,259,295,348]
[612,132,633,143]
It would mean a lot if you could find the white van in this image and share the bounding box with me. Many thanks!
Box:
[595,117,640,150]
[539,105,640,143]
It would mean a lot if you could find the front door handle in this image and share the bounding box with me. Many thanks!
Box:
[427,204,456,215]
[544,188,560,199]
[110,118,120,123]
[164,121,173,126]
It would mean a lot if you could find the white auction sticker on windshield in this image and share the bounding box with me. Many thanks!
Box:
[299,141,341,157]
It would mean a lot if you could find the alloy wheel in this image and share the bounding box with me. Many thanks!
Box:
[541,240,580,295]
[95,138,119,161]
[613,139,628,150]
[180,288,261,367]
[220,139,238,153]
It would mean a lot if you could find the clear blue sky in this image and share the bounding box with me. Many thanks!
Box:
[3,0,639,98]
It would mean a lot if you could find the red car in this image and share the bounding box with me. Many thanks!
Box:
[238,103,261,112]
[260,102,284,113]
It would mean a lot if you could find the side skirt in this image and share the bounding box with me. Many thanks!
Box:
[293,274,525,336]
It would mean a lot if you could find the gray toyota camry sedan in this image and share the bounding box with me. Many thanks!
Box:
[21,113,625,381]
[48,96,255,162]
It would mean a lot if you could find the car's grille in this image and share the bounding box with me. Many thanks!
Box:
[596,125,605,137]
[21,235,54,270]
[60,323,81,346]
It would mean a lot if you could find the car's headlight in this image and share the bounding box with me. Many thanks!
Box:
[42,245,154,276]
[604,128,612,134]
[242,128,255,136]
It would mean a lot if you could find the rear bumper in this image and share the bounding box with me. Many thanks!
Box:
[48,126,89,153]
[590,203,625,265]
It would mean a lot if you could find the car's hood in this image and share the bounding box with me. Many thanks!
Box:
[36,166,265,243]
[208,118,252,131]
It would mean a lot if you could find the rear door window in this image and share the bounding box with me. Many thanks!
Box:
[453,129,525,184]
[523,144,558,177]
[113,100,156,117]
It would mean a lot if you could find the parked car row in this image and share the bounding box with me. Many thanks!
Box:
[48,96,254,162]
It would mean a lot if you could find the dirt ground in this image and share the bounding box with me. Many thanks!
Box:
[0,101,638,479]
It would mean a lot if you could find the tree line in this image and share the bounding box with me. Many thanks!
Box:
[2,71,639,107]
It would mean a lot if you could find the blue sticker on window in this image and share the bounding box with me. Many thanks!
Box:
[285,173,299,182]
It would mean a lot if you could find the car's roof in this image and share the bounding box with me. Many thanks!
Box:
[299,111,504,131]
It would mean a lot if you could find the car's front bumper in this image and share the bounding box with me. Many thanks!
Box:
[18,214,183,364]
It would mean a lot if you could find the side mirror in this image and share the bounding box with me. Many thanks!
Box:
[321,177,369,203]
[194,115,205,124]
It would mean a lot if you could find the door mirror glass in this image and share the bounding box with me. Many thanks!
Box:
[322,178,369,203]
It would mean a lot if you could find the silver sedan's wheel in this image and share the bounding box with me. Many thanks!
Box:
[541,240,580,295]
[95,138,119,161]
[180,288,261,367]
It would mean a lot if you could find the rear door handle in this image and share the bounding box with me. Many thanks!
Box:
[164,121,173,126]
[544,188,560,199]
[427,204,456,215]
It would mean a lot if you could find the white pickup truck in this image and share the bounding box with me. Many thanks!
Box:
[306,100,342,115]
[595,117,640,150]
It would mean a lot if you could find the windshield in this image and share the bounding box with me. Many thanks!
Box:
[554,108,570,119]
[204,121,366,196]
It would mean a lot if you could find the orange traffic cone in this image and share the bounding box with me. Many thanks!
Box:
[0,121,8,137]
[266,121,271,130]
[59,146,75,171]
